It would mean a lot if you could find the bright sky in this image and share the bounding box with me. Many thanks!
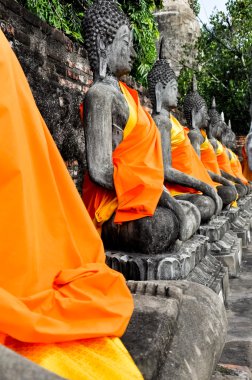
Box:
[198,0,227,25]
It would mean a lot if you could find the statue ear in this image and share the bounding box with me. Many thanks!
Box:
[191,108,197,129]
[97,35,107,79]
[155,82,163,113]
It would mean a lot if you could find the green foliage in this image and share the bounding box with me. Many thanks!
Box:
[19,0,84,41]
[179,0,252,135]
[16,0,163,85]
[188,0,200,16]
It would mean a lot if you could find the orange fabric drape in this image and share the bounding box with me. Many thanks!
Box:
[0,29,133,343]
[228,149,248,184]
[166,116,216,195]
[216,143,236,177]
[242,145,252,181]
[83,82,164,224]
[200,130,221,176]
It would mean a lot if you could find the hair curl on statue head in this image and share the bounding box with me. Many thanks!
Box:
[83,0,130,73]
[147,59,177,109]
[183,91,207,128]
[208,108,222,127]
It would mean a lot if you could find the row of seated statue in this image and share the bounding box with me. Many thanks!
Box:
[81,0,251,256]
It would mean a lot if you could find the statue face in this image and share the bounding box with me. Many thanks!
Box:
[106,25,136,78]
[193,105,209,130]
[163,79,178,109]
[210,120,223,141]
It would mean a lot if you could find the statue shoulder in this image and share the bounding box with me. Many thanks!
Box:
[84,82,114,106]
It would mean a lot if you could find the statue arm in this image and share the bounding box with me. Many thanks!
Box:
[84,88,114,190]
[165,167,222,214]
[220,170,244,185]
[208,170,236,188]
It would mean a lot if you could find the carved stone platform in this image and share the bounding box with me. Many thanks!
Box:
[123,280,227,380]
[211,231,242,278]
[106,234,229,302]
[198,214,242,278]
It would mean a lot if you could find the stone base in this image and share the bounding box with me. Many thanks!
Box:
[199,216,230,242]
[106,234,210,281]
[211,232,242,278]
[123,280,227,380]
[106,234,229,302]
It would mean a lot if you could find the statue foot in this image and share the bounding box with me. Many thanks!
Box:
[176,200,201,241]
[102,207,180,255]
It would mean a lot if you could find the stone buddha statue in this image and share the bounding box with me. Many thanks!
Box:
[209,98,248,197]
[183,82,238,207]
[147,59,223,222]
[243,100,252,178]
[223,119,250,187]
[81,0,200,254]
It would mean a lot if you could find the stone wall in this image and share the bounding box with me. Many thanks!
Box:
[154,0,200,76]
[0,0,149,191]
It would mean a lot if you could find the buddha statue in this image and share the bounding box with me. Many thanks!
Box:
[183,81,238,208]
[81,0,200,254]
[209,98,248,197]
[223,119,250,187]
[242,106,252,180]
[147,58,223,222]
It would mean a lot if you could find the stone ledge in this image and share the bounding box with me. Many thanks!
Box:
[211,232,242,278]
[106,234,209,281]
[199,216,230,242]
[123,281,227,380]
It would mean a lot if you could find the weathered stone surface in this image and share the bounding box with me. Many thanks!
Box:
[187,252,229,301]
[154,0,200,76]
[199,216,230,242]
[211,232,242,278]
[123,281,181,379]
[212,364,252,380]
[0,345,65,380]
[220,342,252,370]
[124,281,227,380]
[106,235,209,281]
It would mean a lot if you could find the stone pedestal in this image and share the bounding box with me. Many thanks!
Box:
[106,234,229,302]
[123,280,227,380]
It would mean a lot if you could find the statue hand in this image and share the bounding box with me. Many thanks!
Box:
[212,190,223,215]
[159,188,201,241]
[176,200,201,240]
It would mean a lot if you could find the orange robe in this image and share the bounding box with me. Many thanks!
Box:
[83,82,164,226]
[242,145,252,181]
[200,130,221,176]
[228,148,248,184]
[166,116,216,196]
[0,29,134,342]
[215,141,236,177]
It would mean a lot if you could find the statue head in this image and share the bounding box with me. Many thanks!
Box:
[147,56,177,113]
[183,76,209,130]
[83,0,136,79]
[208,98,226,142]
[223,120,237,150]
